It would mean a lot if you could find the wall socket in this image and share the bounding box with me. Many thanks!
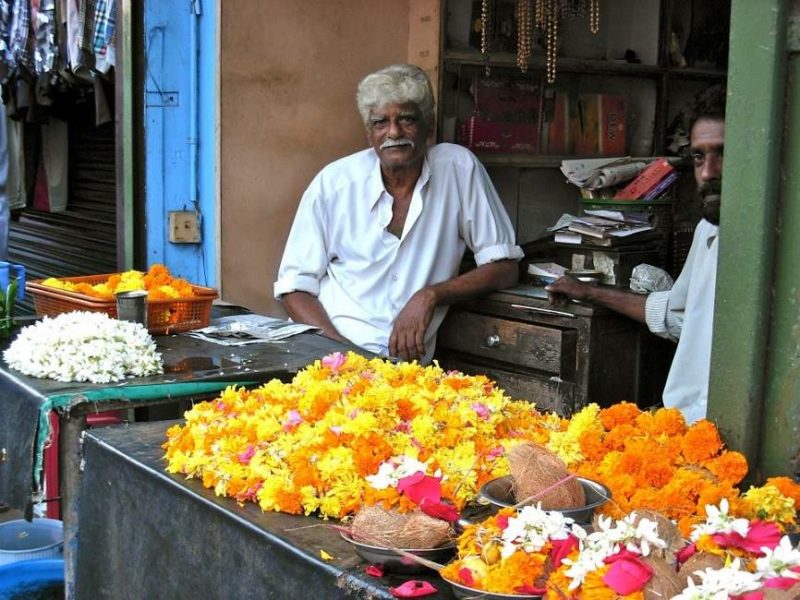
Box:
[169,211,201,243]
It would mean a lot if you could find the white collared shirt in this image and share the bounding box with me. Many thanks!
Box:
[274,143,523,362]
[645,219,719,423]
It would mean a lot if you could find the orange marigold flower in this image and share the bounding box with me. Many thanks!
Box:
[652,407,687,436]
[681,420,723,463]
[602,423,638,452]
[578,430,607,462]
[599,401,641,430]
[766,476,800,505]
[704,451,749,485]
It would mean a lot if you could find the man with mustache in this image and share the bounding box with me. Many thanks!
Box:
[545,85,725,423]
[274,64,523,363]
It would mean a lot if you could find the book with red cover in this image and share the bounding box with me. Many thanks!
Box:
[544,91,574,155]
[614,158,675,200]
[575,94,627,157]
[461,116,539,153]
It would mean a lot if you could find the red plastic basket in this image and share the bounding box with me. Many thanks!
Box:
[26,274,218,335]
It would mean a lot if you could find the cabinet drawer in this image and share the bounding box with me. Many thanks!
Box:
[436,355,576,416]
[437,310,577,377]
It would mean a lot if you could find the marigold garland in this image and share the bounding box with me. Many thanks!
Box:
[163,356,800,531]
[163,352,563,519]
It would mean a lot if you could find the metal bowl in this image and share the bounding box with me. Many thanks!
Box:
[442,576,542,600]
[340,532,454,574]
[478,476,611,524]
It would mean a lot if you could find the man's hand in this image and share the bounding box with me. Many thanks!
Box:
[545,275,589,306]
[389,288,437,361]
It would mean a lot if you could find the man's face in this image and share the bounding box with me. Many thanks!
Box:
[366,102,429,171]
[690,117,725,225]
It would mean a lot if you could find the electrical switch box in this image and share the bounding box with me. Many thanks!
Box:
[169,211,201,244]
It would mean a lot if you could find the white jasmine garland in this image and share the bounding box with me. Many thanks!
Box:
[673,559,763,600]
[690,499,751,541]
[365,455,432,490]
[4,311,163,383]
[499,503,577,559]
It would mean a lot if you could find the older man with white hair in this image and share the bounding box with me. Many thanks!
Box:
[274,63,522,363]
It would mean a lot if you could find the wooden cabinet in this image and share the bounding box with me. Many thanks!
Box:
[434,286,673,415]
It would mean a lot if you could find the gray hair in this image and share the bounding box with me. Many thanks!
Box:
[356,64,435,129]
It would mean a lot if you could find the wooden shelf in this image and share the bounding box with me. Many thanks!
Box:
[474,153,688,169]
[443,49,665,78]
[666,67,727,81]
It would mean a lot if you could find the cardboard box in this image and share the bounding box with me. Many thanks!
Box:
[461,116,540,153]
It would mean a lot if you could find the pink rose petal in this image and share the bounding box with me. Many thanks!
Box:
[322,351,346,373]
[390,580,437,598]
[365,564,384,577]
[419,497,459,523]
[602,554,653,595]
[398,474,442,505]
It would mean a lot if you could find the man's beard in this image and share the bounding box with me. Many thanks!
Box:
[699,180,722,225]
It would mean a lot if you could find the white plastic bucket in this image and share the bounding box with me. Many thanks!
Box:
[0,519,64,566]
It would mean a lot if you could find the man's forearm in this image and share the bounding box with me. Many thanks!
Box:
[425,259,519,306]
[578,285,647,323]
[280,291,349,343]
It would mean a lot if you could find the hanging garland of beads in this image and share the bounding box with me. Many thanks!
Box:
[509,0,602,83]
[516,0,532,72]
[481,0,494,76]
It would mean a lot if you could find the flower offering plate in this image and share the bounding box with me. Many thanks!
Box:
[340,532,455,574]
[442,576,542,600]
[479,475,610,524]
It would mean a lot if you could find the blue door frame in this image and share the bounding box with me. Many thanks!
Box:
[143,0,217,287]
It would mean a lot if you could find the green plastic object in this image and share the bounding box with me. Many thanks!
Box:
[0,262,26,338]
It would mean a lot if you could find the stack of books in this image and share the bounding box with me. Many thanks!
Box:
[613,157,677,201]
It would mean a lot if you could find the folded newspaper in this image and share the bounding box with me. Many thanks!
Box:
[187,314,320,346]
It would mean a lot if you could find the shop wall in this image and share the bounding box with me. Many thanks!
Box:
[220,1,435,315]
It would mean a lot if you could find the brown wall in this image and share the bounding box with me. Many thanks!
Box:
[221,1,440,315]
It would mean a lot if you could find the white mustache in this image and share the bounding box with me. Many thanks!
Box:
[380,138,415,150]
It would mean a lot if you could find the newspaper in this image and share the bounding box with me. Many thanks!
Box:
[187,314,320,346]
[560,157,647,190]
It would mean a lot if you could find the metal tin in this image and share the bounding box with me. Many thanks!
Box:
[115,290,148,326]
[340,532,454,574]
[478,475,611,524]
[443,576,542,600]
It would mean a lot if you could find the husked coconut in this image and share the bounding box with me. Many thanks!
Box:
[350,505,452,549]
[508,443,585,509]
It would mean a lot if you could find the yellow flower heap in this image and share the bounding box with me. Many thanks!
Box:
[163,352,562,519]
[42,264,195,301]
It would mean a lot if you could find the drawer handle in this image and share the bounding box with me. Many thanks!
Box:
[510,304,576,319]
[485,334,501,348]
[0,447,6,463]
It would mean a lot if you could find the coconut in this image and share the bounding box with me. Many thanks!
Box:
[629,509,685,564]
[642,556,685,600]
[508,443,585,509]
[350,506,452,549]
[761,585,800,600]
[677,552,725,585]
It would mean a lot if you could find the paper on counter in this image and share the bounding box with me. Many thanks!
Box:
[187,314,320,346]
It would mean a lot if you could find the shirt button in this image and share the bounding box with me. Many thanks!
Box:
[391,274,398,282]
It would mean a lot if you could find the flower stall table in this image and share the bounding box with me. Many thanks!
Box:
[0,318,361,600]
[76,420,455,599]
